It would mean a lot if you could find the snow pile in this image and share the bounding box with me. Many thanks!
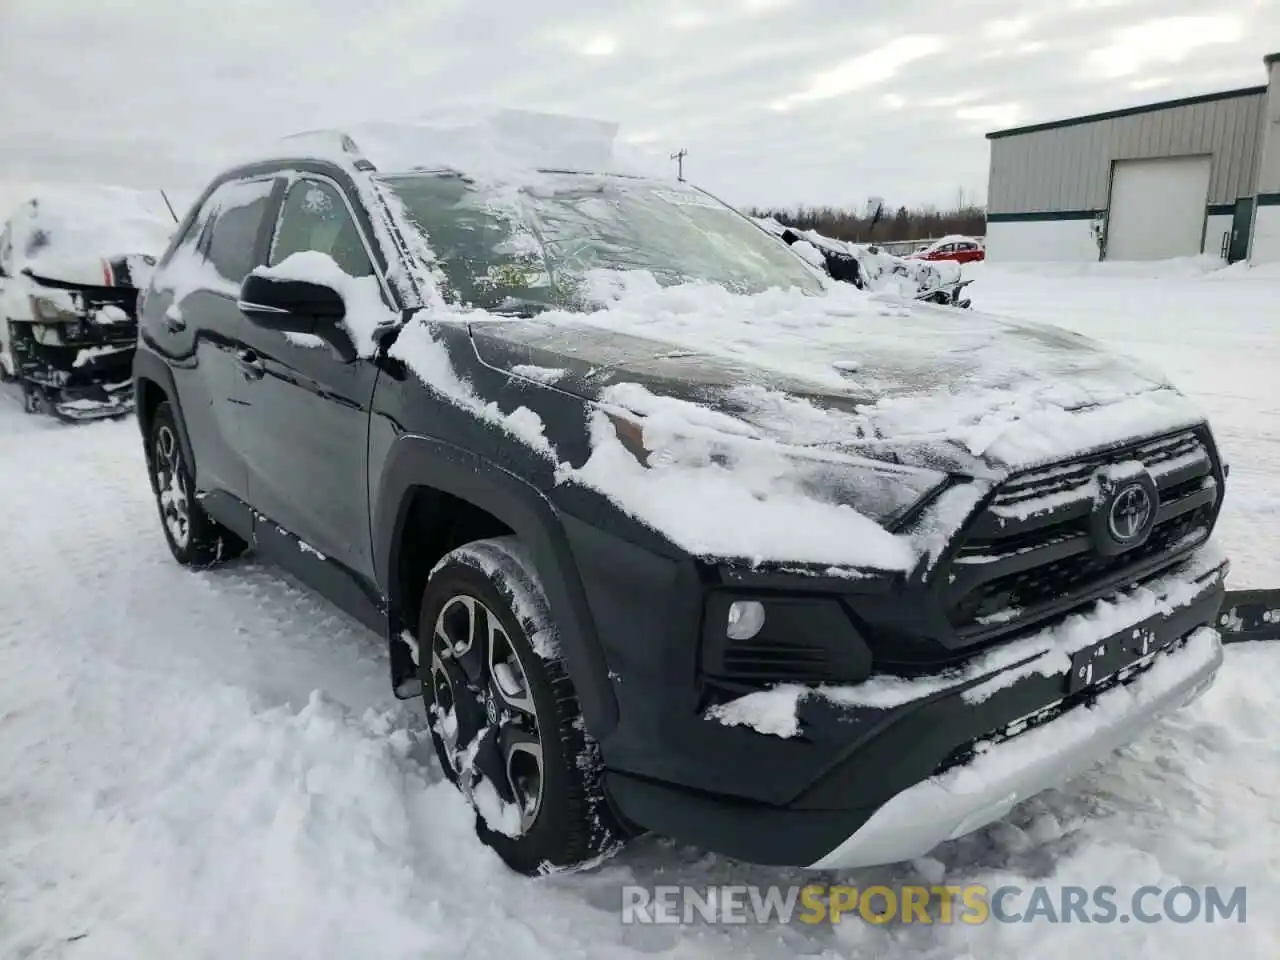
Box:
[541,275,1205,473]
[1,185,174,278]
[989,254,1227,281]
[264,108,668,185]
[557,383,921,571]
[705,683,805,738]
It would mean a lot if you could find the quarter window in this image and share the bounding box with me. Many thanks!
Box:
[270,179,373,278]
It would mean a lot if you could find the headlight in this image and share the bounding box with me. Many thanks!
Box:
[29,294,82,324]
[603,408,949,530]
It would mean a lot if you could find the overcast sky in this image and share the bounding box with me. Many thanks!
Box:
[0,0,1276,212]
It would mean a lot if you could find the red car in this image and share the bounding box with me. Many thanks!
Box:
[909,235,985,264]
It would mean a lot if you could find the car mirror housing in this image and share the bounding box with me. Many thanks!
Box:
[238,268,357,361]
[238,269,347,334]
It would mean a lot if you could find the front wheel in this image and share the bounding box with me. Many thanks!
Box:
[147,400,246,567]
[419,537,623,875]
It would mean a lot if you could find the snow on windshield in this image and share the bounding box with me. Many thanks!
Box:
[382,172,825,313]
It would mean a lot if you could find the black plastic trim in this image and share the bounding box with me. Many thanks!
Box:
[372,432,619,737]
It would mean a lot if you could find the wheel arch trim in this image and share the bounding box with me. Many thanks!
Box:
[373,432,619,738]
[133,349,198,477]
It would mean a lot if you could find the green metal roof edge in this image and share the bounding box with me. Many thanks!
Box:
[986,85,1268,140]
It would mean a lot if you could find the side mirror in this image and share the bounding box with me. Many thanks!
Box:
[238,266,357,361]
[238,268,346,333]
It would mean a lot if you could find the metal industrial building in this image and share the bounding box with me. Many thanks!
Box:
[985,52,1280,264]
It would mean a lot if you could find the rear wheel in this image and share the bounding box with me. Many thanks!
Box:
[419,537,623,875]
[148,400,246,567]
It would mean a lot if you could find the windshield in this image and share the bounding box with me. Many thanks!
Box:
[382,172,825,313]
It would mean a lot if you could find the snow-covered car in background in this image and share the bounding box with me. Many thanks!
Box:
[0,187,174,420]
[134,113,1229,876]
[908,234,986,263]
[754,216,973,307]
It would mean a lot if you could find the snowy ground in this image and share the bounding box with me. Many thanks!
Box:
[1,259,1277,959]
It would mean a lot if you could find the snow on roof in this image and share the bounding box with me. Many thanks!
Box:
[925,234,979,249]
[3,185,175,272]
[255,108,668,183]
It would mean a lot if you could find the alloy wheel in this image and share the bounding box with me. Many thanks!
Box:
[427,594,544,834]
[153,424,191,549]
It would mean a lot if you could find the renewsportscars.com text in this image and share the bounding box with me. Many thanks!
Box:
[620,884,1247,926]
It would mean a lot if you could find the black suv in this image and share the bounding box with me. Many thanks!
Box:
[134,124,1230,875]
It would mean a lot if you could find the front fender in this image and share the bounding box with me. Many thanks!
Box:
[372,432,619,738]
[133,346,197,473]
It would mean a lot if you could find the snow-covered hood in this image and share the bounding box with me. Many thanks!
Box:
[469,281,1206,477]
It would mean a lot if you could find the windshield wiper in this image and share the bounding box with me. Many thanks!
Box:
[489,296,552,318]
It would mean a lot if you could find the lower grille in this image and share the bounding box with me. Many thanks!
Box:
[719,636,834,684]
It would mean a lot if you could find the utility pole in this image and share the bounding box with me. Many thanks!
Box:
[670,148,688,181]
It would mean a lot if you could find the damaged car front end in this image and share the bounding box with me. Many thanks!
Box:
[0,191,172,421]
[6,258,153,420]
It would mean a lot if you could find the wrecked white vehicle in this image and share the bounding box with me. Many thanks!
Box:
[0,188,174,420]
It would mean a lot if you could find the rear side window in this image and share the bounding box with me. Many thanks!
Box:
[160,178,276,284]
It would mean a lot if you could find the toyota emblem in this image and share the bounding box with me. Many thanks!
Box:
[1108,482,1154,544]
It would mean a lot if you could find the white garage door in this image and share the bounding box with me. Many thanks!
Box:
[1106,156,1211,261]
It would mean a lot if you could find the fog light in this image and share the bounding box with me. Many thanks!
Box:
[726,601,766,640]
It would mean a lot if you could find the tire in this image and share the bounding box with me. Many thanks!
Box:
[147,400,247,567]
[418,537,623,875]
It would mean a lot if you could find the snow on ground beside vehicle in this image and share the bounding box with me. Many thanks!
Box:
[969,259,1280,591]
[1,261,1279,959]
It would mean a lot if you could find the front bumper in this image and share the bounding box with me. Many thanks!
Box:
[52,379,136,420]
[12,332,136,421]
[807,623,1221,868]
[602,550,1227,868]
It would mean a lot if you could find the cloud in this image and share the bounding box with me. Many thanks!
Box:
[0,0,1275,211]
[771,36,949,111]
[983,17,1034,41]
[1084,15,1246,79]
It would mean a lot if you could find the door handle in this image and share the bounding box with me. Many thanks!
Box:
[236,349,265,380]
